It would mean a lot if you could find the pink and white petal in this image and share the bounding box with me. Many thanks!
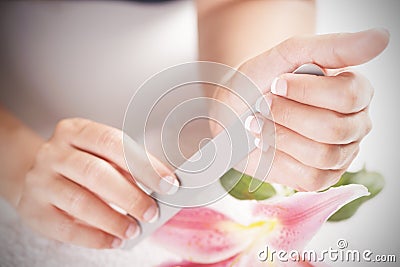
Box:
[252,184,369,251]
[152,207,265,264]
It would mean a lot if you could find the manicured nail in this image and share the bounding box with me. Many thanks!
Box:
[143,205,159,223]
[125,223,140,239]
[244,116,264,134]
[254,138,269,152]
[159,175,179,195]
[255,95,272,117]
[111,237,123,248]
[271,77,287,96]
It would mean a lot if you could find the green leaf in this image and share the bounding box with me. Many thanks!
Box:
[328,167,385,222]
[220,168,276,200]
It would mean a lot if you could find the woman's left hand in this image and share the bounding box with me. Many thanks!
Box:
[209,28,389,191]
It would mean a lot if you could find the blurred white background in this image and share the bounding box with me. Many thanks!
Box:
[307,1,400,265]
[0,0,398,266]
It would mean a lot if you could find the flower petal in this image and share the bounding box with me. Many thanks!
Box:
[152,207,264,264]
[252,184,369,251]
[155,184,367,267]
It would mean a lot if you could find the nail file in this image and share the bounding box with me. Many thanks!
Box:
[123,63,324,249]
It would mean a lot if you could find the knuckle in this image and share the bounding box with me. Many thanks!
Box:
[340,72,372,113]
[55,119,77,135]
[343,81,359,112]
[307,170,324,191]
[326,114,351,143]
[343,74,360,112]
[54,118,89,139]
[284,35,302,48]
[361,74,375,103]
[301,168,335,191]
[96,128,121,152]
[315,143,337,168]
[364,115,373,135]
[274,36,303,67]
[316,144,354,170]
[318,171,342,190]
[334,145,349,169]
[81,158,105,186]
[352,145,360,161]
[68,188,89,215]
[333,145,353,169]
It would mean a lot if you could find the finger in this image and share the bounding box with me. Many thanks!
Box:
[267,148,355,192]
[271,71,374,114]
[30,205,121,249]
[53,148,160,223]
[240,28,389,90]
[245,148,351,192]
[49,175,140,240]
[246,117,360,170]
[124,135,179,195]
[53,119,179,195]
[255,93,372,144]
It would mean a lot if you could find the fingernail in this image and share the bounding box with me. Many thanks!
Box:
[244,116,264,134]
[143,205,159,223]
[125,223,140,239]
[254,138,269,152]
[159,175,179,195]
[271,77,287,96]
[255,95,272,117]
[111,237,123,248]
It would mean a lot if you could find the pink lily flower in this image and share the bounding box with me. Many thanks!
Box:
[152,185,368,267]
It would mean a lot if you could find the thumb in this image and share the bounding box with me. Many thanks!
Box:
[241,28,390,88]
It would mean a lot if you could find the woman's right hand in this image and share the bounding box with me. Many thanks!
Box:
[16,118,179,249]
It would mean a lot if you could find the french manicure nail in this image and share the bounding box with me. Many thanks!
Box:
[271,77,287,96]
[245,116,264,134]
[125,223,140,239]
[143,205,159,223]
[254,137,269,152]
[159,175,179,195]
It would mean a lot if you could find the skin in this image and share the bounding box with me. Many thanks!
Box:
[0,0,390,249]
[198,1,389,191]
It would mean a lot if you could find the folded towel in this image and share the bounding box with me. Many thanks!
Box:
[0,199,178,267]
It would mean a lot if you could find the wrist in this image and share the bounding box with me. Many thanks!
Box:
[0,111,44,207]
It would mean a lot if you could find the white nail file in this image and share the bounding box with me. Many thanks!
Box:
[123,63,324,249]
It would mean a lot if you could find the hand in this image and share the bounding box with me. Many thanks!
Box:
[16,118,179,249]
[210,28,389,191]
